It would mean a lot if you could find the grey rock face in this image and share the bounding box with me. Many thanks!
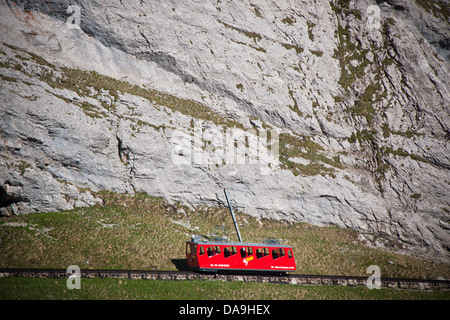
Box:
[0,0,448,260]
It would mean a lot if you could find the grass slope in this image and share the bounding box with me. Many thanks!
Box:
[0,192,449,300]
[1,277,448,300]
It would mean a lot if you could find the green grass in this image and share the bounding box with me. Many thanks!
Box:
[0,192,449,300]
[0,192,448,280]
[0,277,448,300]
[278,133,343,177]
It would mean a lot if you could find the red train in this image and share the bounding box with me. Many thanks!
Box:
[185,189,296,273]
[186,239,296,273]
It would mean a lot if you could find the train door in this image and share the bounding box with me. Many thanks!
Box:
[186,242,198,268]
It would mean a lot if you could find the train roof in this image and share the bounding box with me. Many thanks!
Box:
[186,238,293,248]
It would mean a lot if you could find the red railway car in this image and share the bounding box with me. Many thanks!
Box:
[186,189,296,273]
[186,239,296,273]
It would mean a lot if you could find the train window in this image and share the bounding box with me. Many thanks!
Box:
[224,247,237,258]
[199,246,205,255]
[287,249,292,259]
[247,247,253,255]
[280,248,285,257]
[272,249,279,259]
[186,244,191,254]
[207,246,214,257]
[256,248,269,258]
[240,247,246,258]
[214,246,221,255]
[256,248,263,259]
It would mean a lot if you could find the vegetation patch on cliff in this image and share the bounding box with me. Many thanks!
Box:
[1,43,242,128]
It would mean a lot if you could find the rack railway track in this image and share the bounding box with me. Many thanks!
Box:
[0,268,448,291]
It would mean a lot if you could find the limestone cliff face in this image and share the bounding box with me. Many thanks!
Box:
[0,0,448,259]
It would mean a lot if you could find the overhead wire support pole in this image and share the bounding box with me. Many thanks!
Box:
[224,188,242,243]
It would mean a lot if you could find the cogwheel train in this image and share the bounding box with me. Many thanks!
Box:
[186,189,296,273]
